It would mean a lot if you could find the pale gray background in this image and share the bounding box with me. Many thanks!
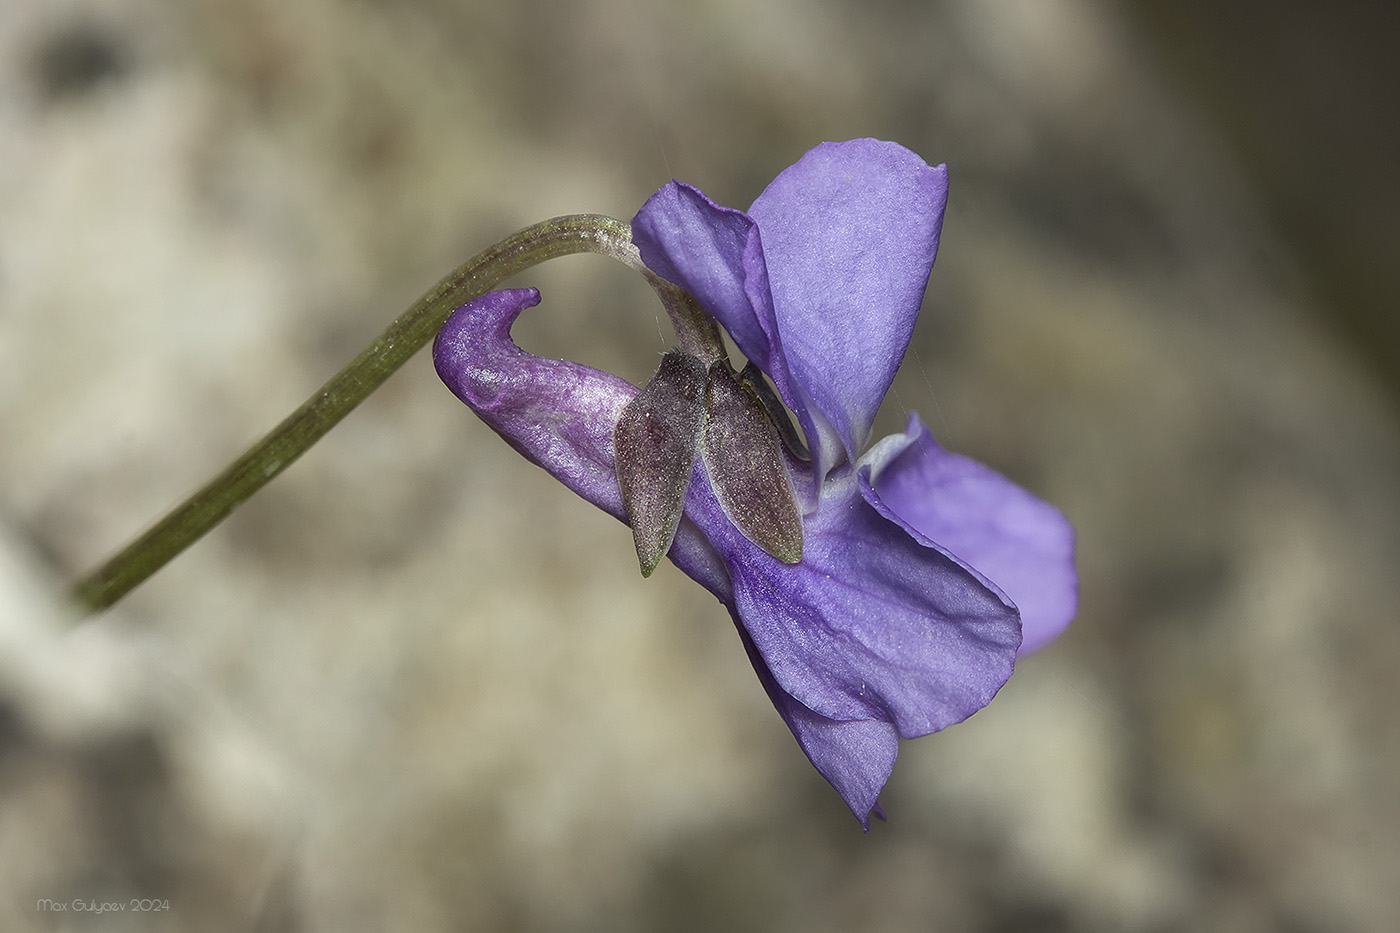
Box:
[2,1,1397,931]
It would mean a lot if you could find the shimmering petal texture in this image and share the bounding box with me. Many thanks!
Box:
[866,416,1079,654]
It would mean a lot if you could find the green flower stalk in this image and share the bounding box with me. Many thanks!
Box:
[72,214,720,612]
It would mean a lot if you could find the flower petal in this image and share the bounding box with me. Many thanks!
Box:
[684,465,1021,739]
[736,624,897,830]
[865,415,1078,654]
[632,183,776,377]
[748,139,949,466]
[631,182,840,478]
[433,288,730,595]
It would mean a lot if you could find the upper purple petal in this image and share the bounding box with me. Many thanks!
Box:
[748,139,949,467]
[433,288,730,596]
[864,415,1078,654]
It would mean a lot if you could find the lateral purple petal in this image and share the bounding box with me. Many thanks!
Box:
[736,625,897,830]
[433,288,730,596]
[631,183,809,431]
[748,139,949,465]
[632,184,777,374]
[867,415,1078,654]
[685,469,1021,738]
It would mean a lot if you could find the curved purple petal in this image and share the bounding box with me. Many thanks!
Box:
[865,415,1078,654]
[631,184,831,466]
[433,288,730,596]
[748,139,949,467]
[632,183,776,377]
[736,624,897,830]
[632,181,849,480]
[683,465,1021,738]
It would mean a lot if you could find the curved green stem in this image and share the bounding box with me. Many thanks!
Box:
[72,213,724,612]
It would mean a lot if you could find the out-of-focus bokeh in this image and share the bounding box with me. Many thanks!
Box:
[2,1,1397,930]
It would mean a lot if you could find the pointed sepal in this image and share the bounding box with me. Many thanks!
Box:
[702,362,804,564]
[615,351,708,576]
[739,361,808,462]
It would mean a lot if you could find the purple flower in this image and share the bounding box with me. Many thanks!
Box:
[434,139,1077,828]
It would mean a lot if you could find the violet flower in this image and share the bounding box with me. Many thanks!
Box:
[433,140,1077,828]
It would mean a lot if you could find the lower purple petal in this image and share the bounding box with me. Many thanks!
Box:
[736,623,897,830]
[685,466,1021,740]
[865,415,1078,654]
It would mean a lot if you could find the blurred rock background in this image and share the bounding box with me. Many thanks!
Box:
[2,0,1397,930]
